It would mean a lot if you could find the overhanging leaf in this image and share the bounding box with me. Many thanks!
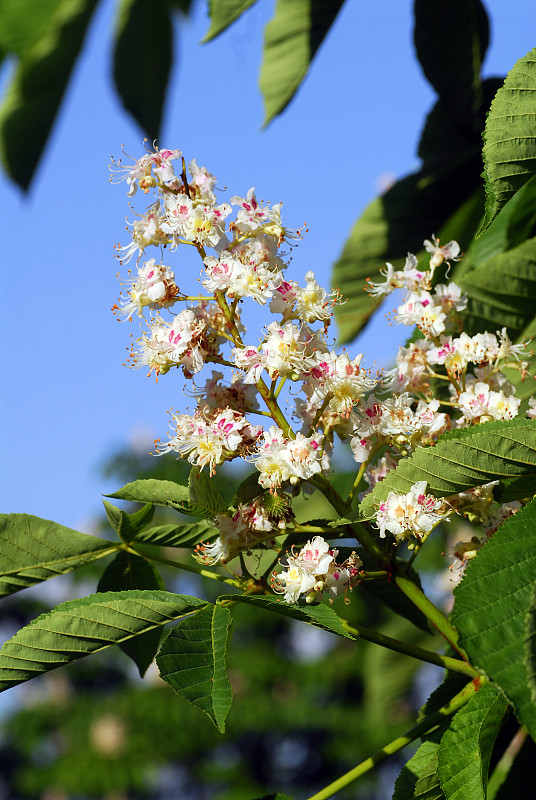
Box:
[0,591,207,692]
[479,48,536,234]
[259,0,344,125]
[437,684,507,800]
[97,553,165,677]
[414,0,489,131]
[393,739,442,800]
[0,513,117,598]
[203,0,259,41]
[0,0,98,189]
[113,0,172,139]
[359,419,536,519]
[452,497,536,738]
[157,603,233,732]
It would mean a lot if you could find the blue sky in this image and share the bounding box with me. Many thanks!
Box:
[1,0,535,532]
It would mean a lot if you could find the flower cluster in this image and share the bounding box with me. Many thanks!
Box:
[112,143,533,600]
[271,537,362,604]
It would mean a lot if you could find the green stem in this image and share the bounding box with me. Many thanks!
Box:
[127,545,241,587]
[305,678,483,800]
[394,573,463,654]
[347,453,373,505]
[341,618,477,678]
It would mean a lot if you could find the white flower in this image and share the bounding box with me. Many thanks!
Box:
[115,259,178,319]
[423,236,460,270]
[376,481,448,541]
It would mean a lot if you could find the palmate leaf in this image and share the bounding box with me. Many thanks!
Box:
[0,513,117,598]
[188,466,228,516]
[359,419,536,519]
[466,174,536,269]
[479,48,536,235]
[413,0,489,131]
[0,591,207,692]
[113,0,172,140]
[106,478,190,509]
[130,519,219,548]
[414,752,445,800]
[259,0,345,125]
[203,0,259,41]
[227,594,353,639]
[460,236,536,340]
[157,604,233,732]
[393,739,442,800]
[0,0,98,189]
[452,497,536,739]
[102,499,154,543]
[97,553,165,677]
[437,685,507,800]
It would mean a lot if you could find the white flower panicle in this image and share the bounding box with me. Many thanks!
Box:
[272,537,362,604]
[112,144,533,600]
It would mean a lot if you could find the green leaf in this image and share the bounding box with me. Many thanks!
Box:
[0,591,207,692]
[97,552,165,677]
[0,513,117,598]
[130,519,219,548]
[414,751,445,800]
[113,0,172,140]
[203,0,259,41]
[359,420,536,520]
[0,0,98,189]
[393,739,442,800]
[0,0,63,54]
[157,604,233,732]
[460,237,536,340]
[226,594,354,640]
[525,581,536,710]
[188,466,228,516]
[106,479,190,509]
[414,0,489,131]
[452,497,536,738]
[259,0,344,125]
[437,685,507,800]
[102,500,154,543]
[466,174,536,268]
[479,48,536,235]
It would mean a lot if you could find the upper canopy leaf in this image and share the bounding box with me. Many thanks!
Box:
[0,0,98,189]
[414,0,489,131]
[113,0,172,140]
[0,513,117,598]
[0,591,207,692]
[203,0,259,41]
[260,0,345,125]
[359,419,536,519]
[479,48,536,235]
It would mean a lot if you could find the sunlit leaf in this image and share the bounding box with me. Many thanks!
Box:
[203,0,259,41]
[452,497,536,738]
[0,513,116,598]
[359,419,536,519]
[479,48,536,234]
[0,591,207,692]
[157,603,233,732]
[260,0,344,125]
